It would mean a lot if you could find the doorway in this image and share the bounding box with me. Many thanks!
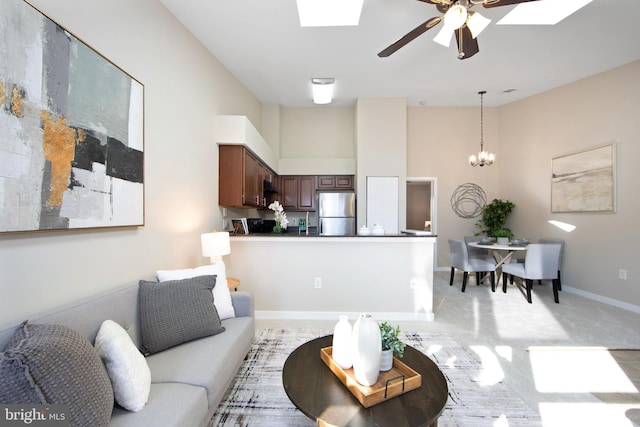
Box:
[406,178,437,234]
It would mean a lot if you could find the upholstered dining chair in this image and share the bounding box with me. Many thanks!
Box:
[501,243,562,303]
[538,238,565,291]
[449,239,497,292]
[464,236,494,263]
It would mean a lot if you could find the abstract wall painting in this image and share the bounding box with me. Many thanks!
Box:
[0,0,144,233]
[551,144,616,213]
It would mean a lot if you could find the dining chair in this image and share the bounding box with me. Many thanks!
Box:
[538,238,564,291]
[464,236,494,263]
[449,239,497,292]
[501,243,562,303]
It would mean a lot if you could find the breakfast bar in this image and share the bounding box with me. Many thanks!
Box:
[225,235,437,321]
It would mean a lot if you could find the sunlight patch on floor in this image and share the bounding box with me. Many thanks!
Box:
[529,347,638,393]
[539,402,638,427]
[493,297,569,340]
[470,345,505,386]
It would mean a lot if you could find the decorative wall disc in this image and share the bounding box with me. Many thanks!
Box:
[451,183,486,218]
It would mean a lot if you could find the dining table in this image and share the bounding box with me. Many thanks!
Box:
[468,241,529,284]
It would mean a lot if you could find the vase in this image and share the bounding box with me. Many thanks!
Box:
[351,313,381,386]
[332,316,352,369]
[272,225,283,233]
[497,237,509,245]
[380,349,394,371]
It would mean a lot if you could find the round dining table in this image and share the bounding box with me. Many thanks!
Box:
[468,241,529,285]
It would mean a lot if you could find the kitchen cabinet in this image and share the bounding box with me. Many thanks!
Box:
[317,175,354,190]
[279,175,316,211]
[219,145,275,208]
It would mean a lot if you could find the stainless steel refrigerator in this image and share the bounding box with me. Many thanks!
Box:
[318,192,356,236]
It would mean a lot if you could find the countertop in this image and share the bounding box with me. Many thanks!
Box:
[230,233,437,242]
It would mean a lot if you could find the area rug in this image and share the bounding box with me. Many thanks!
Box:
[209,329,542,426]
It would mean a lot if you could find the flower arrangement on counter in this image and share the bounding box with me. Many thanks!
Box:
[268,201,289,232]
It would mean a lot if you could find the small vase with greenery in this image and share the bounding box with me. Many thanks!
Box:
[379,322,406,371]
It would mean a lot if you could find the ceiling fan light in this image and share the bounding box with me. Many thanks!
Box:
[443,5,468,30]
[311,78,335,104]
[433,26,454,47]
[466,12,491,39]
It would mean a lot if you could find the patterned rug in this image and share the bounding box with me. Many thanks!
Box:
[209,329,542,426]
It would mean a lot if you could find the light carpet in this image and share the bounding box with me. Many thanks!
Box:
[210,329,542,426]
[526,347,640,426]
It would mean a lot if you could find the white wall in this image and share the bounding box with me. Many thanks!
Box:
[0,0,262,326]
[498,61,640,306]
[407,106,501,267]
[407,61,640,307]
[278,106,356,175]
[356,98,407,230]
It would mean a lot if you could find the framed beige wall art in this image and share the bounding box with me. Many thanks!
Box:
[0,0,144,233]
[551,143,616,213]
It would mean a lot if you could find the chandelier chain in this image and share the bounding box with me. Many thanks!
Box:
[479,90,485,151]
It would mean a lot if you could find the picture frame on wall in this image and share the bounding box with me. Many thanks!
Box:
[0,0,144,233]
[551,143,616,213]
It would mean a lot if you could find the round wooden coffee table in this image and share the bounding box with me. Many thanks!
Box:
[282,335,448,427]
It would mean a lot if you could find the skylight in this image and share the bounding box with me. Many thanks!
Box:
[296,0,364,27]
[497,0,593,26]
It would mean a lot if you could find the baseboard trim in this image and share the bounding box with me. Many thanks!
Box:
[563,286,640,315]
[255,310,435,322]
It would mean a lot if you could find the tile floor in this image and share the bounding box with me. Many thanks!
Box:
[256,271,640,426]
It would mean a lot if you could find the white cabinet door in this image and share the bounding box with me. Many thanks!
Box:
[366,176,399,234]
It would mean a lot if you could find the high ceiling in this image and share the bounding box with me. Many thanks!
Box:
[159,0,640,107]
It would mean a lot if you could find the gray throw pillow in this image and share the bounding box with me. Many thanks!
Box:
[0,322,113,427]
[139,275,225,354]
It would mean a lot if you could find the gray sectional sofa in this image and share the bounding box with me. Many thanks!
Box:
[0,279,255,427]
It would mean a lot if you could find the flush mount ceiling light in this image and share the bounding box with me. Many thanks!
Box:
[497,0,593,25]
[311,78,335,104]
[296,0,364,27]
[469,91,495,167]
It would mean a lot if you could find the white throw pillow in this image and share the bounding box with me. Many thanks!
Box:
[156,262,236,320]
[95,320,151,412]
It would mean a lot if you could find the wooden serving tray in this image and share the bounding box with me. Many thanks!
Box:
[320,346,422,408]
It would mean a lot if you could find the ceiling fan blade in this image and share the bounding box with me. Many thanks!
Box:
[454,25,479,60]
[378,16,442,57]
[483,0,539,8]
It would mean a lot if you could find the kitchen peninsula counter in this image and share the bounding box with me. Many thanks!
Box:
[230,234,436,241]
[226,234,437,321]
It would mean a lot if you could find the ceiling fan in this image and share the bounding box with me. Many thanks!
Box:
[378,0,539,60]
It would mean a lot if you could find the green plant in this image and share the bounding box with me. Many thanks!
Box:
[476,199,515,237]
[493,228,512,239]
[379,321,406,358]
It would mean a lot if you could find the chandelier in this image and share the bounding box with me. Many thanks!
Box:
[469,90,495,167]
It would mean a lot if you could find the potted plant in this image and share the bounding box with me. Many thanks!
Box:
[379,322,406,371]
[493,228,511,245]
[476,198,515,239]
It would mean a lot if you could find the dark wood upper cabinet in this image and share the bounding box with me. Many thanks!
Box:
[220,145,352,211]
[298,176,316,211]
[317,175,354,190]
[219,145,275,209]
[278,175,316,211]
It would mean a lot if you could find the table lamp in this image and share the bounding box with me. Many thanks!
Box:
[201,231,230,263]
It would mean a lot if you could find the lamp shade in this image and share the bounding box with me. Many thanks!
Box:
[201,231,230,262]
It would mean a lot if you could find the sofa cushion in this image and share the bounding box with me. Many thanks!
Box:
[157,262,236,320]
[0,322,113,426]
[139,275,225,354]
[95,320,151,412]
[145,316,254,410]
[109,382,208,427]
